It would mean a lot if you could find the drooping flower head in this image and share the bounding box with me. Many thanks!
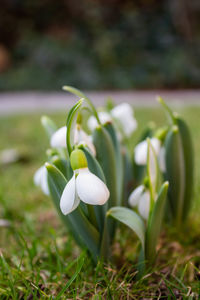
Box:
[60,149,110,215]
[50,125,96,156]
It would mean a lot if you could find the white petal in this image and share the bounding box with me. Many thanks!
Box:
[158,146,166,173]
[50,126,67,148]
[76,168,110,205]
[134,140,148,165]
[128,185,144,207]
[149,143,157,189]
[34,166,49,195]
[134,138,160,166]
[87,112,111,131]
[111,103,137,137]
[60,174,80,215]
[138,191,150,220]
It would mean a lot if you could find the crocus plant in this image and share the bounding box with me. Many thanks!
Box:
[34,87,194,272]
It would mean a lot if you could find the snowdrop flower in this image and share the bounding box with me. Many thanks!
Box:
[128,185,150,220]
[50,126,67,148]
[110,103,137,137]
[34,165,49,195]
[60,149,110,215]
[87,112,111,131]
[50,125,96,155]
[134,138,161,166]
[87,103,137,138]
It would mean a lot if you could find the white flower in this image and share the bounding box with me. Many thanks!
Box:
[87,112,111,131]
[134,138,161,165]
[87,103,137,138]
[50,126,67,148]
[128,185,150,220]
[50,125,96,155]
[111,103,137,137]
[60,167,110,215]
[34,165,49,195]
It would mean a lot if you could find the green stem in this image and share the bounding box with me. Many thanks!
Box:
[63,85,101,124]
[66,99,83,155]
[157,96,176,123]
[87,205,98,229]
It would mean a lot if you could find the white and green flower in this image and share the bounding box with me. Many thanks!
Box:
[50,125,96,155]
[60,149,110,215]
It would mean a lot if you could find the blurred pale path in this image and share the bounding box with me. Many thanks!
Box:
[0,90,200,115]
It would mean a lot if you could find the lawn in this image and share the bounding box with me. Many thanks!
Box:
[0,105,200,299]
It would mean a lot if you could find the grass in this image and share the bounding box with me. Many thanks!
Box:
[0,105,200,298]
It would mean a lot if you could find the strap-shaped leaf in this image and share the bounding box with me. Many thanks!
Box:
[165,126,185,224]
[92,126,117,209]
[107,207,145,249]
[41,116,57,138]
[92,126,118,237]
[46,163,100,262]
[147,139,160,203]
[145,181,169,262]
[104,122,124,206]
[176,117,194,220]
[50,156,72,180]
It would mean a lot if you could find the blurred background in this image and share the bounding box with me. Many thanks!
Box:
[0,0,200,91]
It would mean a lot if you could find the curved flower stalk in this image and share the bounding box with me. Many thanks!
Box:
[88,103,137,138]
[60,149,110,215]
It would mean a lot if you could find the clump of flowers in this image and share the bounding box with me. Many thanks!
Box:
[34,87,194,273]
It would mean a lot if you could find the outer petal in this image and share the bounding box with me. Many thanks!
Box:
[134,140,148,165]
[134,138,161,165]
[158,146,166,173]
[87,112,111,131]
[60,174,80,215]
[138,191,150,220]
[34,165,49,195]
[50,126,67,148]
[111,103,137,137]
[76,168,110,205]
[128,185,144,207]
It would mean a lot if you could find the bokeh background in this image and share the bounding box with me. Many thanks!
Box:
[1,0,200,91]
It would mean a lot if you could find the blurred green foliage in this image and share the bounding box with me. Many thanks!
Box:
[0,0,200,90]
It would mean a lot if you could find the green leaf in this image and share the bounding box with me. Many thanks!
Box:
[176,117,194,220]
[147,139,160,204]
[46,163,100,262]
[92,126,117,209]
[164,126,185,224]
[41,116,57,138]
[51,156,72,180]
[66,99,83,154]
[63,85,100,124]
[104,122,124,206]
[145,181,169,263]
[107,207,145,249]
[92,126,118,237]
